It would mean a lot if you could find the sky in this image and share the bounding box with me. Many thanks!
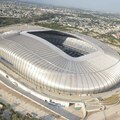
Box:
[24,0,120,13]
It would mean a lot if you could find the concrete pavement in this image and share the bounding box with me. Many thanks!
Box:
[87,104,120,120]
[0,73,81,120]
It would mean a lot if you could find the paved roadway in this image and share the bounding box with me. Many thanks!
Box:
[0,83,59,119]
[0,74,81,120]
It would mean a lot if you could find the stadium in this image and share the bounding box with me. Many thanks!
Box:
[0,29,120,106]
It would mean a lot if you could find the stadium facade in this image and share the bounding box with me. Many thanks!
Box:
[0,30,120,106]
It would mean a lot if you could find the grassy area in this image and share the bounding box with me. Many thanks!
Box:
[100,94,119,105]
[0,17,21,27]
[35,22,68,31]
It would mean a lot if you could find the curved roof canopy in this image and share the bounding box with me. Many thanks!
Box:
[0,30,120,94]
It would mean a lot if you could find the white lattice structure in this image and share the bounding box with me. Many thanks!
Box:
[0,29,120,96]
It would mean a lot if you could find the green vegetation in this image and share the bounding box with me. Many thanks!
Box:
[77,13,97,19]
[0,17,33,27]
[81,31,90,35]
[0,17,21,27]
[37,13,56,21]
[0,13,61,27]
[11,112,38,120]
[0,102,38,120]
[35,22,68,31]
[112,19,120,24]
[96,33,119,43]
[100,94,119,105]
[27,13,56,23]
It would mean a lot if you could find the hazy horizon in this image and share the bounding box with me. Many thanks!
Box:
[22,0,120,13]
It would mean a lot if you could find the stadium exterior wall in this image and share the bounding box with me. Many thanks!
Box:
[0,30,120,96]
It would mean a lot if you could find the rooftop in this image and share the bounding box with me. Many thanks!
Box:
[28,30,96,57]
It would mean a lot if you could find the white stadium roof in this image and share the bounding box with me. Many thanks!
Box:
[0,29,120,94]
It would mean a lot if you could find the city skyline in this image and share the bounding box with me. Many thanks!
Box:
[22,0,120,13]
